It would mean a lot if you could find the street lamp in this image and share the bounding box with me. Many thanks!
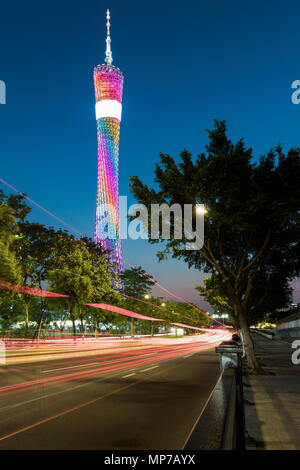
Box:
[221,314,229,325]
[144,294,150,299]
[196,205,208,215]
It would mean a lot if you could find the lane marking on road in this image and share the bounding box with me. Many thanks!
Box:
[0,368,135,414]
[183,354,193,358]
[41,362,99,373]
[0,349,182,414]
[122,373,136,378]
[141,365,159,372]
[0,363,181,442]
[0,347,206,415]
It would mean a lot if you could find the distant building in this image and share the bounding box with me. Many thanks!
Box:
[275,308,300,338]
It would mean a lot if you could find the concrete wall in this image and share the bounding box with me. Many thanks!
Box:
[277,319,300,330]
[275,327,300,339]
[275,316,300,339]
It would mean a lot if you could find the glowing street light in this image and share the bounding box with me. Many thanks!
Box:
[144,294,150,299]
[221,313,229,325]
[196,205,208,215]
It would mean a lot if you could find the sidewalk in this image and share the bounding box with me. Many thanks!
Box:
[243,333,300,450]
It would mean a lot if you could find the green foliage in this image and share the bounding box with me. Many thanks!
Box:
[152,300,210,328]
[0,203,22,284]
[47,236,120,332]
[120,266,154,299]
[129,120,300,368]
[0,191,123,335]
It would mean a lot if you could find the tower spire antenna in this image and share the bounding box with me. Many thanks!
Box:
[105,9,113,65]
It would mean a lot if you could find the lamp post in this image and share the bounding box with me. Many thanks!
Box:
[221,313,229,326]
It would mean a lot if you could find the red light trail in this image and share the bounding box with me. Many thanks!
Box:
[0,330,231,397]
[123,263,226,327]
[0,280,218,330]
[0,177,227,328]
[84,302,163,321]
[0,177,84,236]
[0,280,69,298]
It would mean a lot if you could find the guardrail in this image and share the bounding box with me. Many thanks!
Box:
[184,340,245,450]
[223,353,246,449]
[252,329,274,340]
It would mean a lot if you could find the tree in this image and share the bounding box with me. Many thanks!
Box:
[81,236,121,303]
[0,202,22,285]
[120,266,154,299]
[196,276,234,323]
[0,200,23,331]
[47,236,119,336]
[129,120,300,370]
[14,222,61,332]
[162,300,211,329]
[0,190,126,337]
[0,191,52,331]
[120,266,155,336]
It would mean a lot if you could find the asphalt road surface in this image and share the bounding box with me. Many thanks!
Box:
[0,332,230,450]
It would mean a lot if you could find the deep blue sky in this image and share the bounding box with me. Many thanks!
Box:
[0,0,299,307]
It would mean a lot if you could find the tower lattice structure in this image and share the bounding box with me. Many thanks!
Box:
[94,9,123,271]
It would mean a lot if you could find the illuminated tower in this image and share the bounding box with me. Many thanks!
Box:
[94,9,123,271]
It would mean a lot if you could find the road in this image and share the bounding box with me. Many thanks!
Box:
[0,331,230,450]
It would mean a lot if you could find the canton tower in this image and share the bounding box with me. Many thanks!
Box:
[94,9,123,271]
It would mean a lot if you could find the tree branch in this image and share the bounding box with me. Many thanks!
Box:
[242,228,272,273]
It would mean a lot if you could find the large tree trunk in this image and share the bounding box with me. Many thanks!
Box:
[236,306,260,371]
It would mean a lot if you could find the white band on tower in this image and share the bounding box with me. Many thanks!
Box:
[95,99,122,120]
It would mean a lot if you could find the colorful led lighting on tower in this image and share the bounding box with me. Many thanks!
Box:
[94,9,124,271]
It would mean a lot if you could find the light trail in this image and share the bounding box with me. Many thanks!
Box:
[0,280,69,298]
[120,292,210,329]
[84,302,163,321]
[0,330,231,397]
[124,262,226,327]
[0,177,84,236]
[0,177,228,328]
[0,280,214,331]
[0,362,184,443]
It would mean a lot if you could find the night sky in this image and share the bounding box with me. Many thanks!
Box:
[0,0,299,307]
